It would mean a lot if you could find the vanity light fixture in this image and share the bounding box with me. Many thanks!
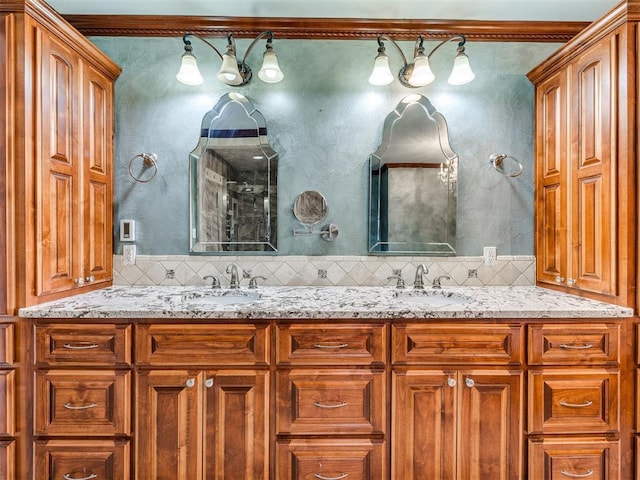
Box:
[368,34,474,88]
[176,31,284,87]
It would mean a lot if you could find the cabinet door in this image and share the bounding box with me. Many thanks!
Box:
[458,370,523,480]
[81,63,114,286]
[535,67,569,287]
[569,34,616,295]
[392,371,456,480]
[35,23,81,296]
[203,370,269,480]
[136,370,202,480]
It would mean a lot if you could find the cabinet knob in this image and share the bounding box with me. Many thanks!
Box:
[555,276,565,283]
[447,377,456,387]
[85,275,95,283]
[465,377,475,388]
[74,277,85,285]
[567,278,577,286]
[204,378,214,388]
[185,378,195,388]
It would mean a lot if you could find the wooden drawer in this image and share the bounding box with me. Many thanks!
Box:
[276,323,386,366]
[528,323,619,365]
[35,439,130,480]
[0,324,13,366]
[276,439,386,480]
[0,370,14,436]
[136,323,269,366]
[392,323,523,365]
[0,440,14,480]
[528,370,618,434]
[528,437,620,480]
[277,369,385,435]
[35,370,131,436]
[35,323,132,367]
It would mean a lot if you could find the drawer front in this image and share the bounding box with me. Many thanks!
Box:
[136,323,269,366]
[0,324,14,366]
[35,439,130,480]
[528,370,619,434]
[392,323,523,365]
[529,437,620,480]
[0,370,14,436]
[277,323,386,366]
[35,323,132,367]
[35,370,131,436]
[528,323,619,365]
[276,439,386,480]
[277,369,385,435]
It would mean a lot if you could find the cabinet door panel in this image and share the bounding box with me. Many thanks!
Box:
[0,370,14,436]
[392,371,456,480]
[203,370,269,480]
[0,440,14,480]
[458,370,523,480]
[136,371,202,480]
[36,25,80,296]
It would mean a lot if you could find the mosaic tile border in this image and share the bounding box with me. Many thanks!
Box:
[113,255,535,288]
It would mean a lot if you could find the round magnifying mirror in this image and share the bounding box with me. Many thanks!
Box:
[293,190,328,226]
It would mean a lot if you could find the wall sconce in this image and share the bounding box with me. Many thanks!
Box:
[176,31,284,87]
[369,34,475,87]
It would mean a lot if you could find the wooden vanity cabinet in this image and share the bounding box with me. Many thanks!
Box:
[135,323,270,480]
[391,323,524,480]
[32,322,132,480]
[529,9,636,308]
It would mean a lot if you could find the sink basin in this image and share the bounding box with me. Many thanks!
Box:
[394,289,472,307]
[181,290,262,306]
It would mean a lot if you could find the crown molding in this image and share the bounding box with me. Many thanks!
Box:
[63,15,587,42]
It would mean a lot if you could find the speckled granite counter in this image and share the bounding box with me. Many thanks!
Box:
[18,285,634,319]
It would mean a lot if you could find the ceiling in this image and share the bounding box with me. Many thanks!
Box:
[47,0,620,22]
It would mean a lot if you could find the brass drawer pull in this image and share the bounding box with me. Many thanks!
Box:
[63,402,98,410]
[314,401,348,409]
[314,474,348,480]
[313,343,348,349]
[559,400,593,408]
[63,474,98,480]
[560,469,594,478]
[559,343,593,350]
[63,342,100,350]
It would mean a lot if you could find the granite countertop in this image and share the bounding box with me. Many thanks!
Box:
[17,285,634,320]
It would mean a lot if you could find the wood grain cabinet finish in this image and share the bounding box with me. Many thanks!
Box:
[136,369,269,480]
[0,440,15,480]
[529,437,620,480]
[276,438,386,480]
[34,439,130,480]
[276,323,386,366]
[528,323,619,365]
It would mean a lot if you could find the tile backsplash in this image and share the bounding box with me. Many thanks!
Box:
[113,255,535,288]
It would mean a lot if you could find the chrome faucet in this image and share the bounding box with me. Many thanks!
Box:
[387,274,406,289]
[203,275,220,289]
[226,263,241,289]
[248,276,267,289]
[414,264,429,289]
[432,275,451,289]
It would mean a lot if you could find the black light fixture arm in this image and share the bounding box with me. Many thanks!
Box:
[425,34,467,59]
[182,33,224,60]
[376,34,409,68]
[240,30,275,65]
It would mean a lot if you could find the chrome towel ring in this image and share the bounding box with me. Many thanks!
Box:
[128,153,158,183]
[489,153,523,178]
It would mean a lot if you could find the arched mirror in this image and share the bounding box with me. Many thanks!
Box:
[189,93,278,253]
[369,94,458,255]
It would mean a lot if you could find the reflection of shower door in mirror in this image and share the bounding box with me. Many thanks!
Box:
[190,93,278,253]
[369,94,458,255]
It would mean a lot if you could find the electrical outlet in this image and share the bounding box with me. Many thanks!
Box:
[483,246,497,267]
[122,244,136,266]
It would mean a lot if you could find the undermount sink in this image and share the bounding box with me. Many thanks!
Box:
[181,289,262,305]
[394,289,473,307]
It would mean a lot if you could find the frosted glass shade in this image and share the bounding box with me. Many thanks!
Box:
[448,52,475,85]
[368,53,394,86]
[408,55,435,87]
[176,52,204,86]
[217,53,243,85]
[258,49,284,83]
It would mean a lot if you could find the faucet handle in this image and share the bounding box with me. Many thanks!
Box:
[248,276,267,289]
[387,274,406,289]
[432,275,451,289]
[203,275,221,289]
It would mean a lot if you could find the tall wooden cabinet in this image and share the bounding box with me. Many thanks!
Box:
[528,4,636,308]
